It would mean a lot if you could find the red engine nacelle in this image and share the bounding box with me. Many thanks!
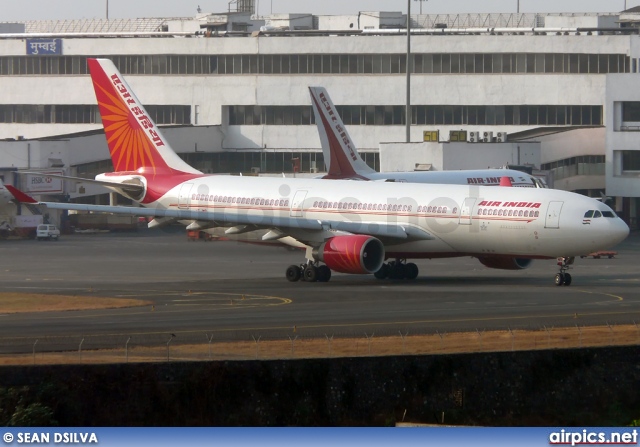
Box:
[478,257,533,270]
[313,235,385,274]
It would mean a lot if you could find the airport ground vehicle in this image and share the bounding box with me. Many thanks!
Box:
[36,224,60,241]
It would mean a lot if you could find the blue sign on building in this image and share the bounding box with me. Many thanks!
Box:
[26,39,62,55]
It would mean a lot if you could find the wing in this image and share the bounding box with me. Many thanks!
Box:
[5,185,434,243]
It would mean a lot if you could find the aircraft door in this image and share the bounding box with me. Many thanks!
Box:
[178,183,194,209]
[459,197,476,225]
[290,190,308,217]
[545,201,564,229]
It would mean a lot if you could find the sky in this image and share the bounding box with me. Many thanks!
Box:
[1,0,640,22]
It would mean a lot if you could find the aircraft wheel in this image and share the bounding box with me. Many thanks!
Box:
[563,273,572,286]
[303,265,318,282]
[554,273,565,286]
[286,265,301,282]
[405,263,419,280]
[374,263,389,280]
[389,263,406,280]
[317,265,331,282]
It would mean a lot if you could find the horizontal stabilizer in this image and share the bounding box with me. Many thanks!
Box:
[16,172,145,195]
[4,185,38,204]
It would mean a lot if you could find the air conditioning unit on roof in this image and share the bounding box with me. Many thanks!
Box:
[469,131,480,143]
[482,131,493,143]
[496,131,508,142]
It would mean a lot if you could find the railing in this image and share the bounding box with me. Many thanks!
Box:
[1,321,638,365]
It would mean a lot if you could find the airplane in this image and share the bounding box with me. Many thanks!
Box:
[309,86,547,188]
[0,179,13,206]
[0,179,17,226]
[5,58,629,287]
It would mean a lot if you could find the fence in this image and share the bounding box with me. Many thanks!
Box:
[1,320,639,366]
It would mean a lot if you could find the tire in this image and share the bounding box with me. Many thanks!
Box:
[554,273,565,286]
[317,265,331,282]
[374,264,389,280]
[303,265,318,282]
[285,265,301,282]
[389,263,406,280]
[563,273,572,286]
[405,263,419,280]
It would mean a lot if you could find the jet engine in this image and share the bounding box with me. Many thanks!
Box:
[477,257,533,270]
[313,235,385,274]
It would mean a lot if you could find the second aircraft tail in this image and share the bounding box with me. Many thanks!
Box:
[309,86,377,179]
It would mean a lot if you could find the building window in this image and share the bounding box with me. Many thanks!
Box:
[541,155,605,180]
[0,104,189,125]
[0,53,632,76]
[229,104,603,127]
[621,151,640,171]
[622,102,640,122]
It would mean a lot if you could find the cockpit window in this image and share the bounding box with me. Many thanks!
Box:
[602,211,616,218]
[584,210,594,218]
[593,210,602,218]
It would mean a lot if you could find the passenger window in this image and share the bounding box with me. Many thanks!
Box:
[584,210,594,218]
[593,210,602,218]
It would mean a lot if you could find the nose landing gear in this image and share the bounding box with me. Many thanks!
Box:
[554,257,574,286]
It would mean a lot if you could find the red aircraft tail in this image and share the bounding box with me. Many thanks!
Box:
[87,58,201,176]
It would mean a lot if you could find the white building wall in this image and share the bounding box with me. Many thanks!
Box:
[545,14,619,29]
[379,142,540,172]
[532,127,606,164]
[606,74,640,197]
[0,28,637,198]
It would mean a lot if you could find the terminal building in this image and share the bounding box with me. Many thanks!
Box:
[1,2,640,229]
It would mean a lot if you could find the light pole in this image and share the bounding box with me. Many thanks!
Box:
[406,0,411,143]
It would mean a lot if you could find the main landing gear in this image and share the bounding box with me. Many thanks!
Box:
[374,260,419,280]
[286,262,331,283]
[554,257,574,286]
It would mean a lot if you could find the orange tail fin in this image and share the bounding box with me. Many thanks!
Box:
[87,58,200,175]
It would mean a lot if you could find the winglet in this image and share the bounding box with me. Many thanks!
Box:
[4,185,39,204]
[499,176,513,187]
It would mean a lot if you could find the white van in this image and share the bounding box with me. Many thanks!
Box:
[36,224,60,241]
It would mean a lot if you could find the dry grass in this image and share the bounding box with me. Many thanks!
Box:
[2,292,638,365]
[0,293,152,314]
[2,324,638,366]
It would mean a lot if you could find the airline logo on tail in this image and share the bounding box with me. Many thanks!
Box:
[316,91,358,162]
[310,86,375,180]
[88,58,182,175]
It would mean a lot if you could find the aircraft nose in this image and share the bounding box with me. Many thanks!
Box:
[615,218,631,244]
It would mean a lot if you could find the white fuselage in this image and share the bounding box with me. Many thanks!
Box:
[124,174,628,260]
[365,169,543,188]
